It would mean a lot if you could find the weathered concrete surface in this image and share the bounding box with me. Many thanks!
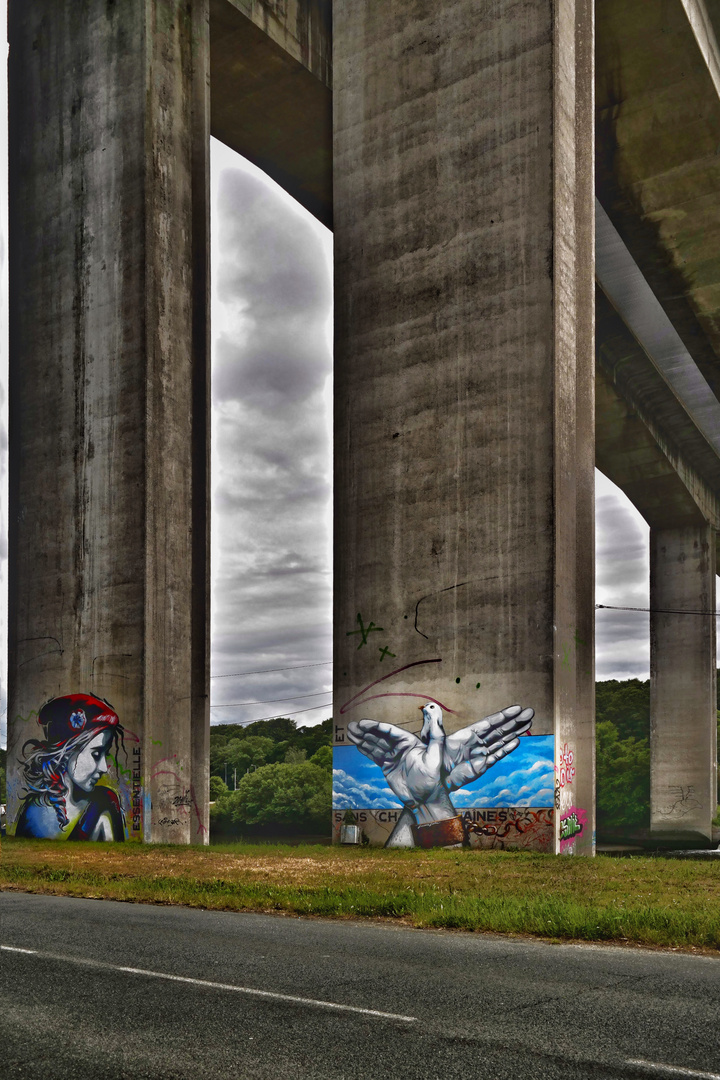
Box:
[650,526,717,847]
[7,1,211,843]
[210,0,332,226]
[596,0,720,401]
[594,3,720,559]
[594,9,720,835]
[333,0,595,853]
[595,291,720,534]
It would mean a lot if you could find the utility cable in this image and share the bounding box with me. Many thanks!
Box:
[210,691,330,708]
[596,604,720,616]
[209,702,332,721]
[211,661,332,678]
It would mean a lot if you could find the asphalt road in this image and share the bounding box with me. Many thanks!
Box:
[1,892,719,1080]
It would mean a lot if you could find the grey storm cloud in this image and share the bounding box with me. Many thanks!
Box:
[210,151,333,727]
[595,473,651,680]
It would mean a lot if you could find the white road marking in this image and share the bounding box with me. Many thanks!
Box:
[117,965,417,1021]
[627,1060,720,1079]
[0,944,417,1023]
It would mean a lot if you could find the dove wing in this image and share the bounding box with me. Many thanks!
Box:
[347,718,423,778]
[442,705,534,793]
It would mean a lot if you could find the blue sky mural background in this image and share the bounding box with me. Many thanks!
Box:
[333,734,554,810]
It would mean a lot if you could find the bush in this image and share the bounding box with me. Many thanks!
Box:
[210,735,276,783]
[209,775,229,801]
[211,761,331,835]
[596,720,650,831]
[310,745,333,772]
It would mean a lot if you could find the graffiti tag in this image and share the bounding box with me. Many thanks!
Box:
[346,613,384,649]
[659,785,702,818]
[559,811,583,842]
[132,746,142,834]
[559,805,587,851]
[557,743,575,788]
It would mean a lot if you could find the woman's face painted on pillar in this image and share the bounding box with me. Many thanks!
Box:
[67,730,112,793]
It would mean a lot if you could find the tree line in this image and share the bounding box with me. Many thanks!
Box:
[209,716,333,837]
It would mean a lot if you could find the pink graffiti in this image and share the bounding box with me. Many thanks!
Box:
[559,805,587,851]
[339,658,457,715]
[556,742,575,788]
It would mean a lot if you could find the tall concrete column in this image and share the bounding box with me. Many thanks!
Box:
[650,526,717,847]
[333,0,595,853]
[7,1,210,843]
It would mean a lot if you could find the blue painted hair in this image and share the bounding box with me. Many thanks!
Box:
[20,723,125,829]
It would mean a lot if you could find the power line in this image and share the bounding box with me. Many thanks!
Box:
[211,662,332,679]
[211,691,330,708]
[596,604,720,616]
[209,702,333,723]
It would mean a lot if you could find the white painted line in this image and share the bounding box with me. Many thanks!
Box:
[116,966,417,1021]
[627,1060,720,1080]
[0,944,417,1023]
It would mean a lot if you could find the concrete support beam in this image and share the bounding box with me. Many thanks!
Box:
[210,0,332,227]
[333,0,595,853]
[7,0,210,843]
[650,526,717,847]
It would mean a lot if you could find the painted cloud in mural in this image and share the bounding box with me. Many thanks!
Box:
[13,694,127,842]
[333,759,403,810]
[342,702,535,847]
[451,741,555,808]
[334,735,554,811]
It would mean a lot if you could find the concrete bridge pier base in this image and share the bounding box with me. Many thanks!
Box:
[332,0,596,854]
[7,0,211,843]
[650,526,717,847]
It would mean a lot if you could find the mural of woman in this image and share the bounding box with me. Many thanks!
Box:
[14,694,127,841]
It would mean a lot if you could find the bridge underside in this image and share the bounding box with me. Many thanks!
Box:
[7,0,720,850]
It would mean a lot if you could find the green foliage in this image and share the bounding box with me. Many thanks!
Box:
[310,745,333,772]
[211,761,331,833]
[209,716,332,783]
[596,720,650,831]
[209,775,229,801]
[595,680,650,834]
[210,735,275,783]
[284,747,307,764]
[595,677,720,835]
[595,678,649,743]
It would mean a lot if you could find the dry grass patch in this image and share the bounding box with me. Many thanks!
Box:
[2,837,720,951]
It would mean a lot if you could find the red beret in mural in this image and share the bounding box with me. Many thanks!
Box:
[38,694,119,747]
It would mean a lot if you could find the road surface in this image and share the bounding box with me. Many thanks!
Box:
[1,891,719,1079]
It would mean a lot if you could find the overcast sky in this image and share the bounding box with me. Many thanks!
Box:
[209,141,333,727]
[0,75,710,744]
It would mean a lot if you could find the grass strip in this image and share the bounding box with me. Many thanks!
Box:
[2,838,719,951]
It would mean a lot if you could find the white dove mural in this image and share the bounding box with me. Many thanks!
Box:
[343,702,536,848]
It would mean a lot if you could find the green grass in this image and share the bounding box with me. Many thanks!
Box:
[2,837,720,952]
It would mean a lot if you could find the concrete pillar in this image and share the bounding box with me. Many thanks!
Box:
[332,0,595,854]
[7,1,210,843]
[650,526,717,847]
